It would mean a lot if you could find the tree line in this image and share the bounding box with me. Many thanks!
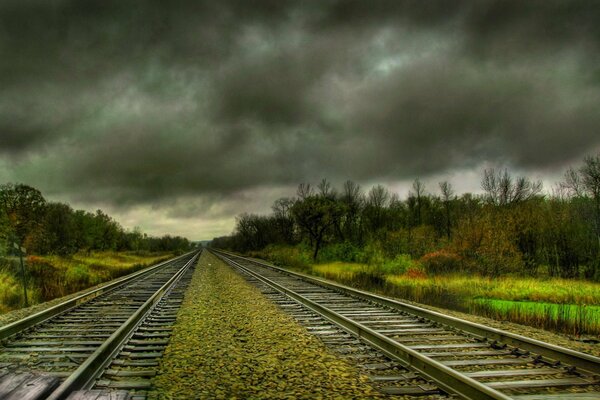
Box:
[0,183,193,256]
[212,154,600,280]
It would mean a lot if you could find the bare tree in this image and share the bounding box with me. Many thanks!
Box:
[482,168,542,206]
[342,180,363,207]
[365,185,390,232]
[439,181,454,239]
[341,180,364,241]
[368,185,390,209]
[317,178,336,200]
[296,183,314,200]
[562,154,600,248]
[272,197,295,244]
[411,178,425,225]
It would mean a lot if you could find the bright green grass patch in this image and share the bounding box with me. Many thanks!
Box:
[472,299,600,336]
[474,298,600,320]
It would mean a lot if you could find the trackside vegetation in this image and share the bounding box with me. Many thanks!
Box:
[212,153,600,336]
[0,183,193,312]
[0,251,173,313]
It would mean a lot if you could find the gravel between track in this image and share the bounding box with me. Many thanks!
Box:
[150,251,387,399]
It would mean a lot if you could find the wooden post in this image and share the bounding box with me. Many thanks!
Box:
[13,242,28,307]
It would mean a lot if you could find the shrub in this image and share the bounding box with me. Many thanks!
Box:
[27,257,66,300]
[380,230,410,257]
[404,267,427,280]
[407,225,438,258]
[0,273,25,311]
[65,265,91,291]
[256,245,312,271]
[379,254,417,275]
[317,242,364,263]
[420,250,462,275]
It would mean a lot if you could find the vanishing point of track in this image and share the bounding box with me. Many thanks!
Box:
[0,250,201,400]
[213,249,600,400]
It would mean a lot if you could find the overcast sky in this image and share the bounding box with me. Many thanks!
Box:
[1,1,599,240]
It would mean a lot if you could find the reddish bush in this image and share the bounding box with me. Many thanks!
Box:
[419,250,462,275]
[404,267,427,280]
[26,255,42,263]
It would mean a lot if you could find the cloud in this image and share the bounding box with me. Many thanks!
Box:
[2,1,600,237]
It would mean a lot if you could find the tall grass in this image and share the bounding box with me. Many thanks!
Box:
[257,246,600,336]
[472,299,600,336]
[0,251,172,312]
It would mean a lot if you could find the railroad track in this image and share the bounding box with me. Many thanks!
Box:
[0,250,200,400]
[212,249,600,400]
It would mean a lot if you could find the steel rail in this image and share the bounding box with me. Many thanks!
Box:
[214,249,600,376]
[45,250,200,400]
[0,250,196,341]
[213,249,511,400]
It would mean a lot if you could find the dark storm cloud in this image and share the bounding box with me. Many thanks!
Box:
[2,0,600,215]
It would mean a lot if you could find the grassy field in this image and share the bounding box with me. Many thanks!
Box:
[0,251,173,313]
[254,247,600,337]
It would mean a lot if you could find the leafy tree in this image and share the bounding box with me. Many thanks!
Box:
[214,154,600,281]
[0,183,47,246]
[292,193,343,260]
[28,202,77,255]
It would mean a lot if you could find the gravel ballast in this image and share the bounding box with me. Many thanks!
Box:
[150,251,386,399]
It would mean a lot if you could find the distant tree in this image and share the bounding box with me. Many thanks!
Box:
[412,179,426,226]
[365,184,389,233]
[387,193,406,232]
[292,194,343,260]
[317,178,336,200]
[340,180,364,243]
[92,210,122,251]
[296,183,314,200]
[72,210,96,252]
[31,202,77,255]
[481,168,542,206]
[439,181,454,240]
[272,198,296,244]
[0,183,47,246]
[562,154,600,279]
[563,154,600,248]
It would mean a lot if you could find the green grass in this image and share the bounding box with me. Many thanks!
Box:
[0,272,29,313]
[313,262,377,278]
[0,251,173,313]
[472,299,600,336]
[256,246,600,336]
[385,274,600,305]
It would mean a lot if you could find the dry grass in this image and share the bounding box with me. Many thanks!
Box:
[0,251,173,312]
[300,262,600,336]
